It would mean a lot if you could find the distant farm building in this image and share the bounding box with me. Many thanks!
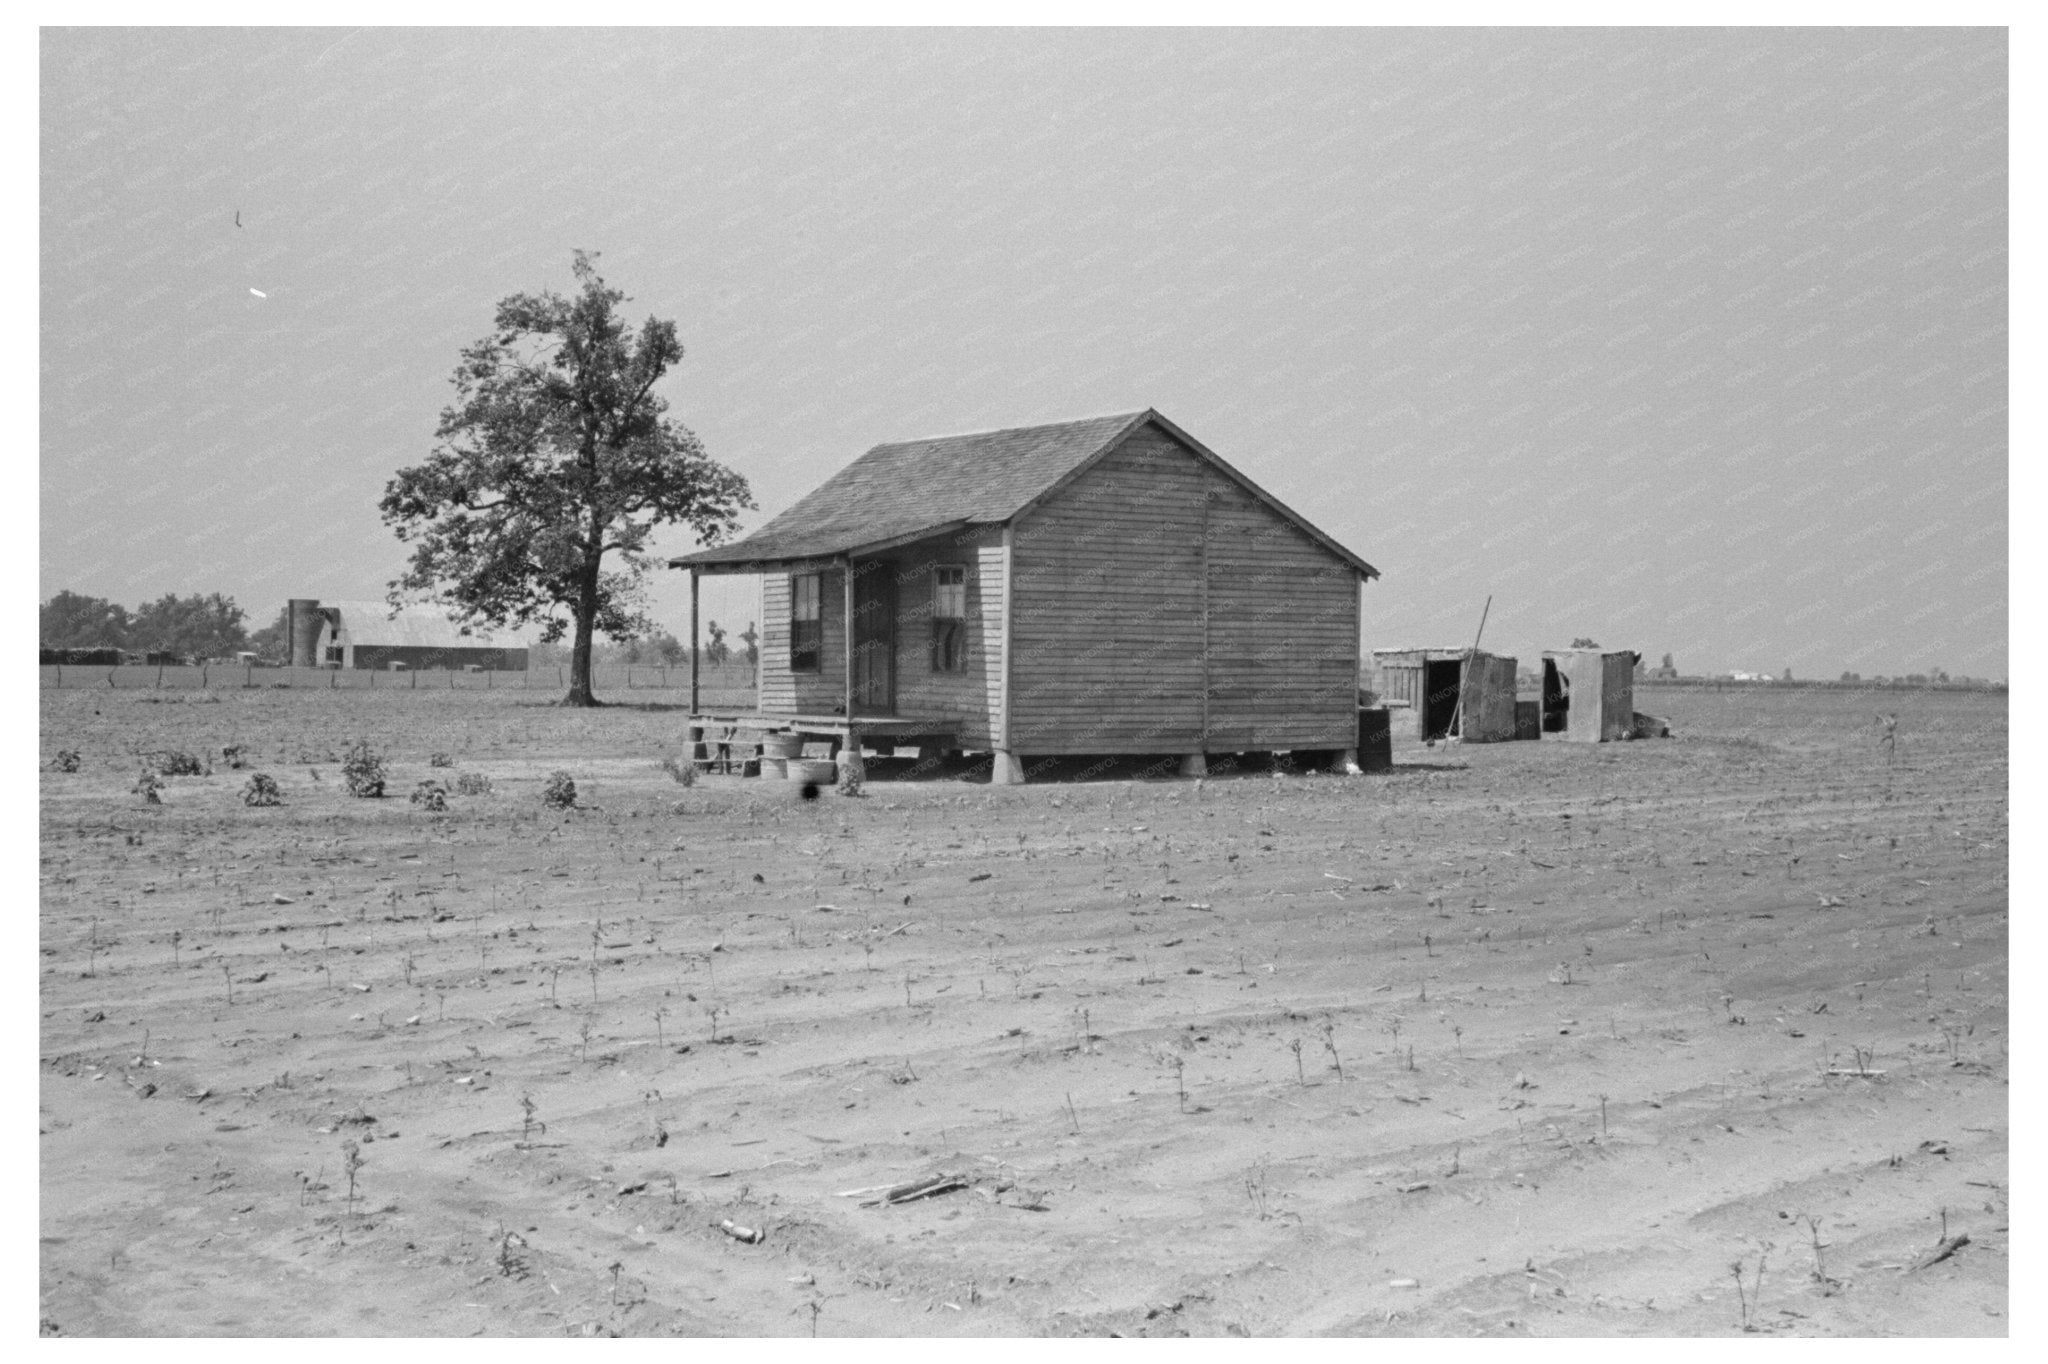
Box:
[670,409,1378,782]
[288,599,528,671]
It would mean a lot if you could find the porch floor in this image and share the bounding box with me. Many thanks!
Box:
[687,711,963,739]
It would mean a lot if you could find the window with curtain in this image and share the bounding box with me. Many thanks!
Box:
[790,572,822,672]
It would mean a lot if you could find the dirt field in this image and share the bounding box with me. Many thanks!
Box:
[38,683,2007,1337]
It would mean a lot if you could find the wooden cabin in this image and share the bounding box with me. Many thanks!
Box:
[1370,647,1520,743]
[668,410,1378,783]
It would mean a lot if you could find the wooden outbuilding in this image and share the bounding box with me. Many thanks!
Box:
[1540,648,1637,742]
[1370,647,1520,743]
[668,410,1378,783]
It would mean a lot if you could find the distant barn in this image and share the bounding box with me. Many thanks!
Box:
[669,409,1378,782]
[294,599,528,672]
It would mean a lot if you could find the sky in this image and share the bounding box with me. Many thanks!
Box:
[39,27,2008,679]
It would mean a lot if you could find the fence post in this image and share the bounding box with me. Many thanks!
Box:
[155,658,164,688]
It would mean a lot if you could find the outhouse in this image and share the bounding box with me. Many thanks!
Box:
[1540,649,1637,742]
[1369,647,1520,743]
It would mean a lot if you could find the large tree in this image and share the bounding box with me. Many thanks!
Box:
[129,592,248,659]
[41,590,131,648]
[381,252,753,706]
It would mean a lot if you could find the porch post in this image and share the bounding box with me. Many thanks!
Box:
[840,555,864,787]
[688,567,704,766]
[841,555,855,721]
[991,523,1024,785]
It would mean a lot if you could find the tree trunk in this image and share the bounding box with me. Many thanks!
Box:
[563,423,607,707]
[563,561,603,707]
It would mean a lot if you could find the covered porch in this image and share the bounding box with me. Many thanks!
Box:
[675,517,999,776]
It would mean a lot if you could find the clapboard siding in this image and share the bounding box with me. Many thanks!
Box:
[1204,464,1359,750]
[866,527,1002,747]
[1007,426,1204,752]
[1006,422,1358,755]
[999,419,1351,749]
[759,568,847,715]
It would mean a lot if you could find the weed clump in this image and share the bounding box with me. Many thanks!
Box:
[454,771,492,796]
[132,770,164,804]
[660,755,697,787]
[429,752,454,768]
[541,771,578,809]
[53,749,82,773]
[342,740,386,798]
[241,773,283,807]
[410,780,448,812]
[221,745,247,770]
[149,749,204,776]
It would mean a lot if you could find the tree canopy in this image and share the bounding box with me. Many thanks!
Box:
[41,590,249,657]
[129,593,249,658]
[41,591,131,648]
[381,251,753,705]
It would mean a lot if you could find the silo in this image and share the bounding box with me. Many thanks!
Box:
[288,599,324,667]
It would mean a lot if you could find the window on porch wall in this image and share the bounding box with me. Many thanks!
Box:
[930,565,966,671]
[790,573,823,672]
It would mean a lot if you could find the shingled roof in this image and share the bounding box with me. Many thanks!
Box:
[670,408,1376,577]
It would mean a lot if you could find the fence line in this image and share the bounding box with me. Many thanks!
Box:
[40,664,759,695]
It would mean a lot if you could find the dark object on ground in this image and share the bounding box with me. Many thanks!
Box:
[1356,707,1392,771]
